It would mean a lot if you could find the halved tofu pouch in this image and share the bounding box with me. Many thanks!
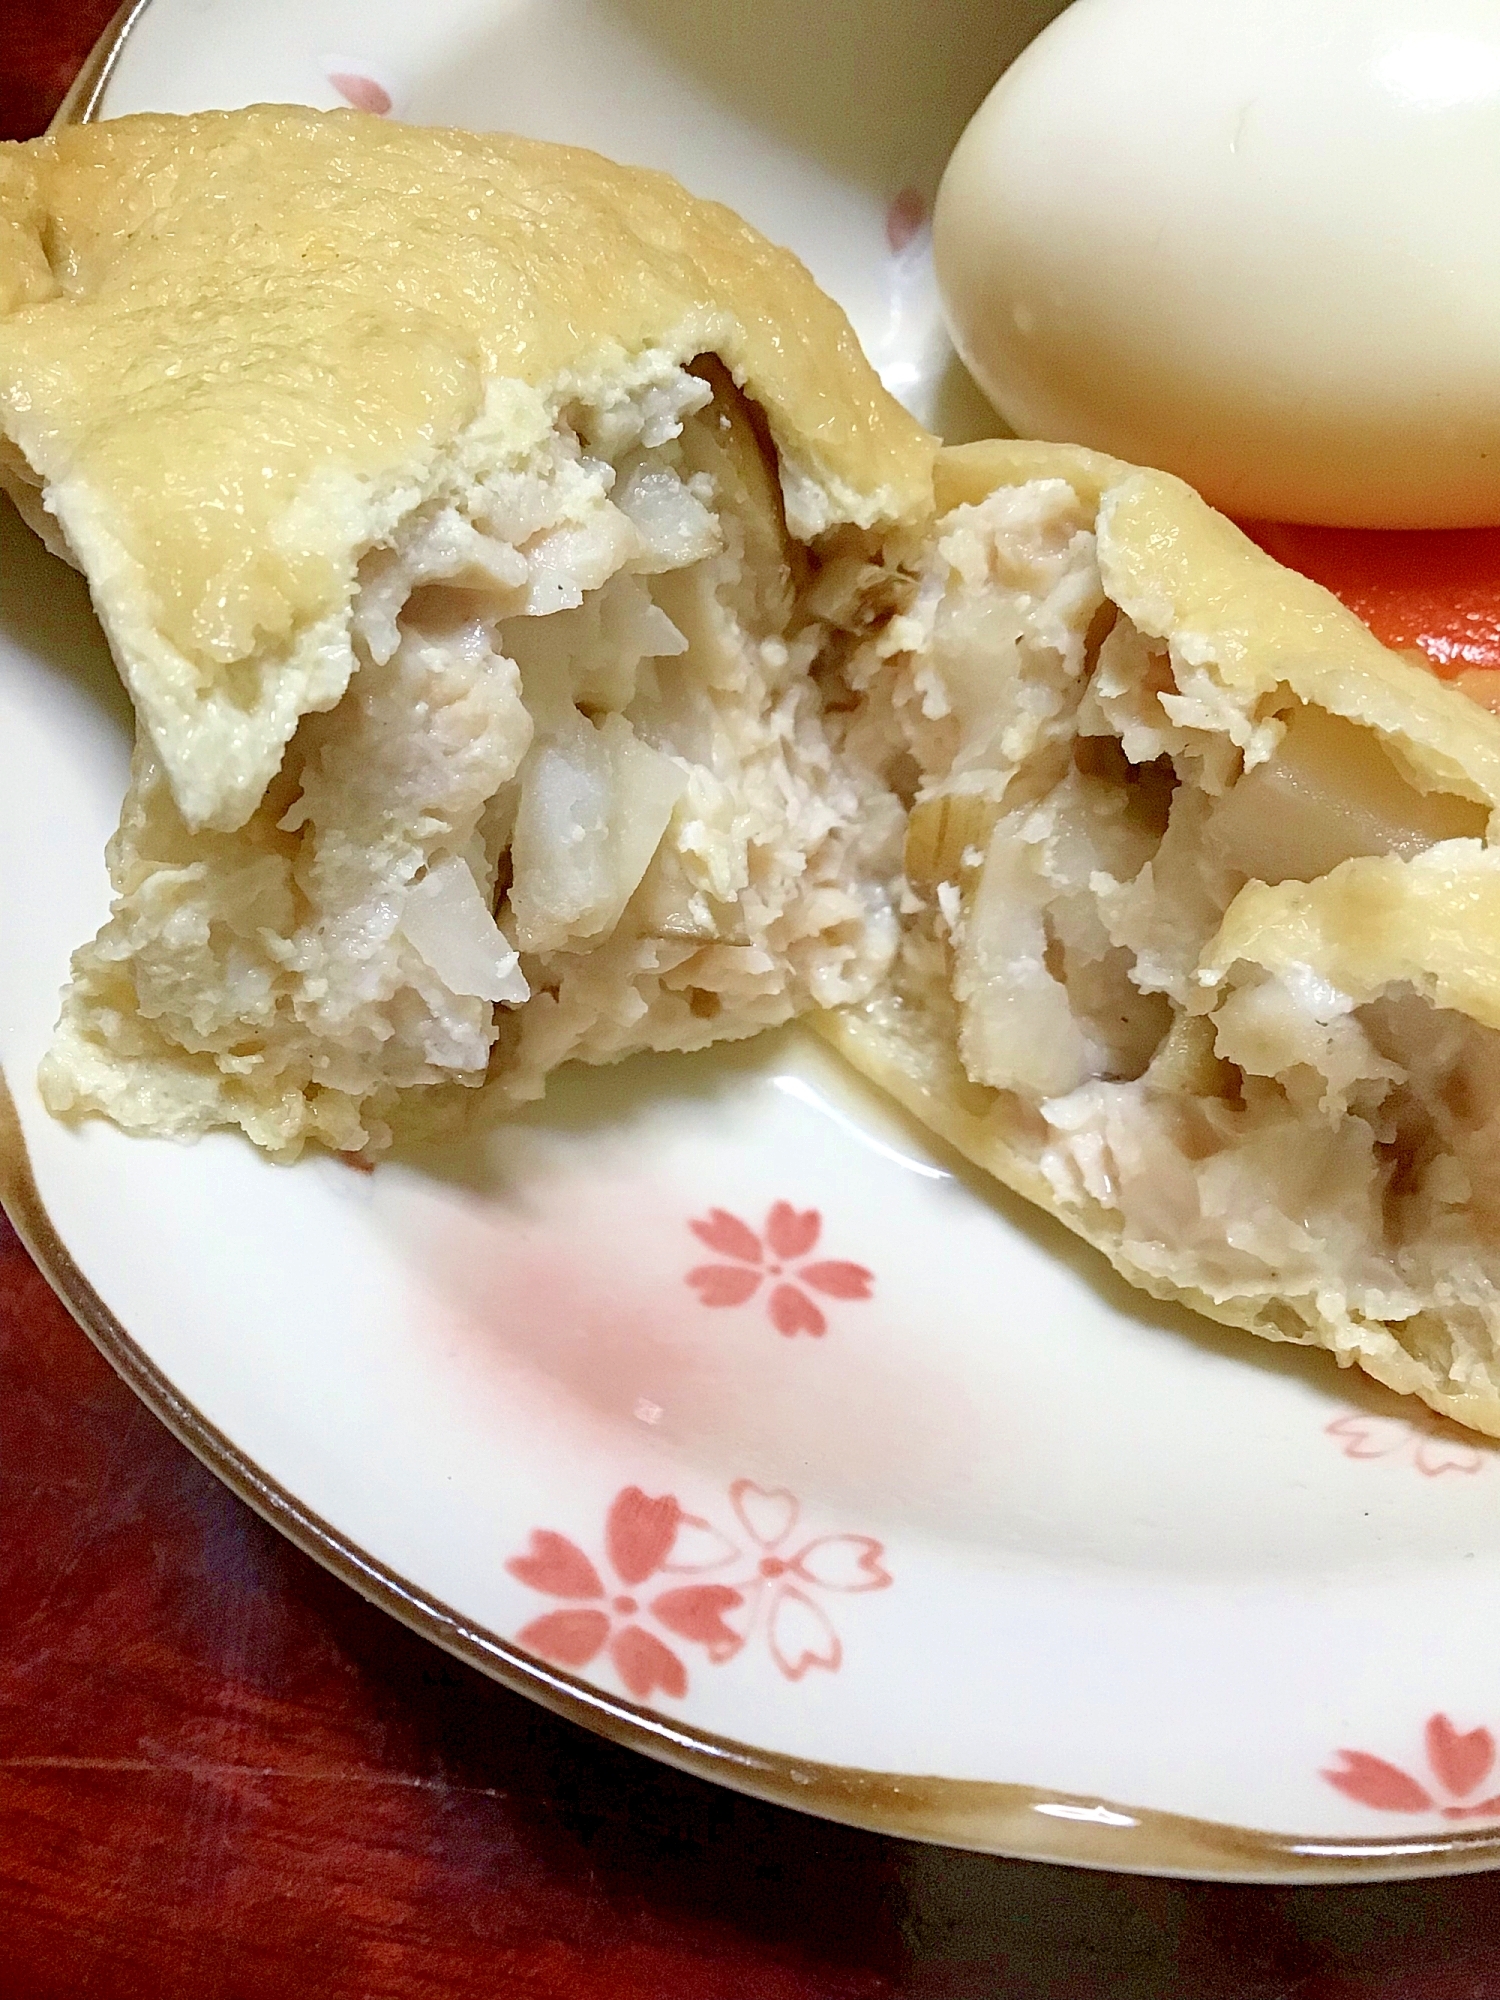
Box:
[14,112,1500,1441]
[822,439,1500,1438]
[0,108,932,1156]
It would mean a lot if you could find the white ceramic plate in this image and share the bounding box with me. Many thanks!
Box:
[10,0,1500,1881]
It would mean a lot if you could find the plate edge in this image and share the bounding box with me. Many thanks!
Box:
[2,1070,1496,1880]
[48,0,158,132]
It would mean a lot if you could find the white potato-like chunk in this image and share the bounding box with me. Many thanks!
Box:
[1205,706,1488,886]
[509,710,687,954]
[400,856,529,1006]
[41,367,906,1154]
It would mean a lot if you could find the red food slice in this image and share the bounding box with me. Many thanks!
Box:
[1240,519,1500,710]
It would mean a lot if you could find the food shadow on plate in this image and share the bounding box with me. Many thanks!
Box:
[403,1023,806,1162]
[397,1012,1443,1443]
[414,0,1023,444]
[419,0,1064,201]
[928,354,1011,446]
[0,494,133,739]
[593,0,1058,197]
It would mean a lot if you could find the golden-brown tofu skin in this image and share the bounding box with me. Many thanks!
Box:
[0,108,933,1157]
[0,105,933,831]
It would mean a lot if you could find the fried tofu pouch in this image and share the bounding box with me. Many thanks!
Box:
[0,107,933,1155]
[10,110,1500,1440]
[823,438,1500,1438]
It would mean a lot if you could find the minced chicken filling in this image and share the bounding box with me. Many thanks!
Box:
[844,478,1500,1386]
[40,420,1500,1394]
[40,361,904,1155]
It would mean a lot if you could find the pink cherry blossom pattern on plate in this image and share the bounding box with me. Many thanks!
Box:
[1324,1410,1491,1478]
[506,1480,893,1698]
[726,1479,892,1681]
[324,63,394,115]
[885,186,928,254]
[505,1486,745,1702]
[685,1202,873,1338]
[1324,1714,1500,1820]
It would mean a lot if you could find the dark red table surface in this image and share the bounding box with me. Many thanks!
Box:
[7,12,1500,1995]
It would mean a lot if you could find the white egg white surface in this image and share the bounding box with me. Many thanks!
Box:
[935,0,1500,526]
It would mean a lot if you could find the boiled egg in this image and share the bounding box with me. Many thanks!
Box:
[934,0,1500,527]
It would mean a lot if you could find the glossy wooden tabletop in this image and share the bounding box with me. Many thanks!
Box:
[6,11,1500,1993]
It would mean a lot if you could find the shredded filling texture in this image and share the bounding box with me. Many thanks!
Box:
[839,479,1500,1402]
[39,362,904,1154]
